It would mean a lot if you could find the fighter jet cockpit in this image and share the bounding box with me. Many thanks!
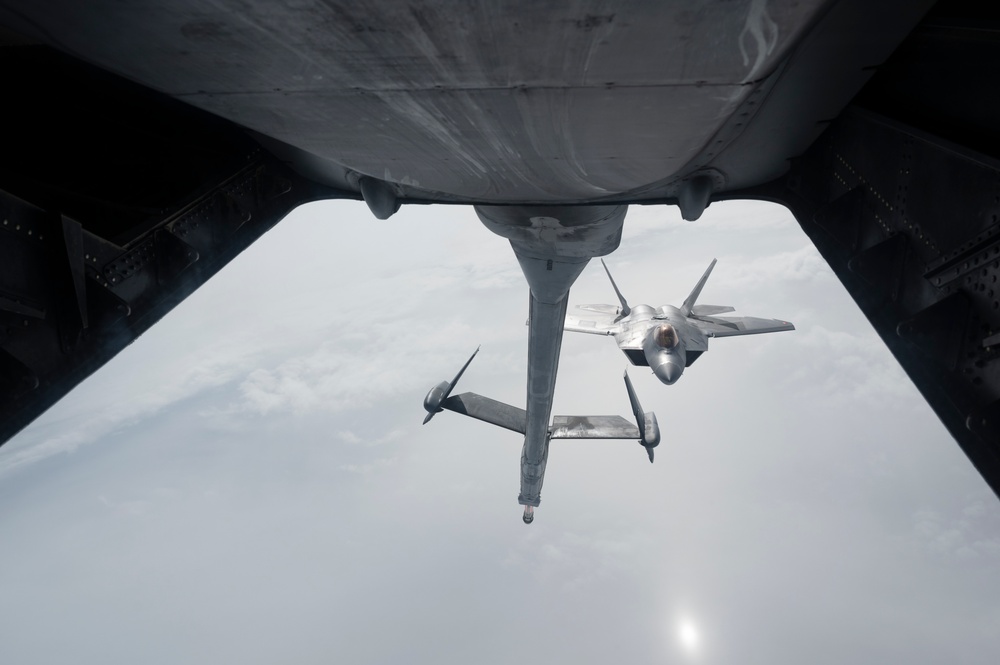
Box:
[644,323,686,385]
[653,324,679,349]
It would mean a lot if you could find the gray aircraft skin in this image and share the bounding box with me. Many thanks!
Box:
[567,260,795,385]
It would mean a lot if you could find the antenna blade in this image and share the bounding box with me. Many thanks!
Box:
[601,259,630,317]
[681,259,717,316]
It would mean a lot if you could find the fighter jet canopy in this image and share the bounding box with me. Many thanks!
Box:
[653,324,680,350]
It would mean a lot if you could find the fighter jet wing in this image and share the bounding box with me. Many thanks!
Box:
[690,315,795,337]
[565,304,621,336]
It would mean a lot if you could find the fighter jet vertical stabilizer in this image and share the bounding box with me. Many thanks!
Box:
[601,259,631,318]
[680,259,718,317]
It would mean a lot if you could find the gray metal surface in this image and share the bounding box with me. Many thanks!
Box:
[442,393,526,435]
[748,96,1000,498]
[549,416,640,440]
[0,1,932,204]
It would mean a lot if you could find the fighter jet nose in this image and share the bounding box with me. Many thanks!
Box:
[653,360,683,385]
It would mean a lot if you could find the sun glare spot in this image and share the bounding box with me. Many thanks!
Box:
[678,619,700,652]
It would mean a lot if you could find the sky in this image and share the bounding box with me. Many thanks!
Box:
[0,199,998,664]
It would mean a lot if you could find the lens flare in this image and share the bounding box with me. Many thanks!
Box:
[678,620,699,652]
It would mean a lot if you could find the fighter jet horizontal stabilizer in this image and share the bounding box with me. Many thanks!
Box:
[690,304,735,316]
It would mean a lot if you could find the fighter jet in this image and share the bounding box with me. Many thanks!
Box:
[566,259,795,385]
